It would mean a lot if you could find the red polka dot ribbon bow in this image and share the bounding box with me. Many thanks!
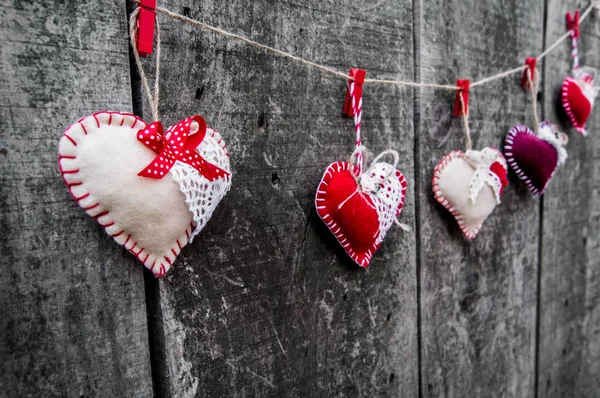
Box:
[137,115,230,181]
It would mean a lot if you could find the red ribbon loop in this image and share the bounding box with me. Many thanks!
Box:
[137,115,230,181]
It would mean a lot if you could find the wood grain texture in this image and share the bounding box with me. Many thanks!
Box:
[0,1,152,396]
[539,2,600,397]
[416,0,544,396]
[136,0,418,396]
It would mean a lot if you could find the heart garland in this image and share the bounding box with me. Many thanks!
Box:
[315,69,409,268]
[58,112,231,276]
[504,122,567,196]
[433,148,508,239]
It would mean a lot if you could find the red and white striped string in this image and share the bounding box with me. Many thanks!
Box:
[571,29,579,71]
[349,80,364,175]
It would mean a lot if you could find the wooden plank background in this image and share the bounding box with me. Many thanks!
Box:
[0,0,152,397]
[539,0,600,397]
[0,0,599,396]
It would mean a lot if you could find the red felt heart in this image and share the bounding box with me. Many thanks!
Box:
[504,124,561,196]
[315,161,407,267]
[562,76,594,136]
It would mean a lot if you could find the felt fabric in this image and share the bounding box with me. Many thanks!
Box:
[504,124,560,196]
[315,161,407,268]
[432,149,507,239]
[58,111,231,276]
[562,75,594,136]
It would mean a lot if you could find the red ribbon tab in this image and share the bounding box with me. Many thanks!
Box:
[453,79,470,117]
[137,115,230,181]
[343,69,367,116]
[521,57,537,89]
[567,10,580,38]
[136,0,157,57]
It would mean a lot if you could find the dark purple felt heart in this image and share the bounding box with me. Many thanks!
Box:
[504,125,558,196]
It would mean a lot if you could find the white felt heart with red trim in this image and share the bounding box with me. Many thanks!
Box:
[315,160,407,267]
[58,111,231,276]
[432,148,508,239]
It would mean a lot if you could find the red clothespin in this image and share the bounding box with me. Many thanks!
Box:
[343,69,367,116]
[566,10,580,38]
[453,79,470,117]
[521,57,537,89]
[136,0,157,57]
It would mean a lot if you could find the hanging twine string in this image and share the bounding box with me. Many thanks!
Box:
[458,93,472,151]
[129,7,162,122]
[148,2,596,91]
[526,68,541,133]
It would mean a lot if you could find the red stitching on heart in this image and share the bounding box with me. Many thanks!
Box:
[503,125,558,196]
[58,111,196,276]
[83,202,100,211]
[432,151,478,239]
[78,122,88,135]
[64,133,77,145]
[561,77,590,136]
[74,193,90,202]
[315,161,407,267]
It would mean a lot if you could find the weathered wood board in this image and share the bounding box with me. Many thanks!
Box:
[0,1,152,396]
[539,2,600,397]
[417,0,544,396]
[3,0,600,396]
[136,0,418,396]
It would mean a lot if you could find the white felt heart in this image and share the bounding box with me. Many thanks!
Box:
[58,111,231,276]
[432,148,507,239]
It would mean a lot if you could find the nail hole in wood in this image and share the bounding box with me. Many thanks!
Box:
[195,85,205,100]
[271,172,280,186]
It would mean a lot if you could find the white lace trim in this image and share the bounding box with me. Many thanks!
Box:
[360,162,405,245]
[464,147,506,204]
[169,129,231,241]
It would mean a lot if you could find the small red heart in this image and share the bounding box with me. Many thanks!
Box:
[504,124,561,196]
[315,161,407,267]
[562,75,594,136]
